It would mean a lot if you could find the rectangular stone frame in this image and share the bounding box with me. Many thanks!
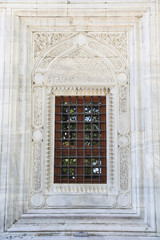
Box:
[0,1,160,237]
[31,27,130,210]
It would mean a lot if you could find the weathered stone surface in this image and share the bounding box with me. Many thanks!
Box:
[0,235,160,240]
[0,0,160,238]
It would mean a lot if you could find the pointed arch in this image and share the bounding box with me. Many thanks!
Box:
[34,32,128,86]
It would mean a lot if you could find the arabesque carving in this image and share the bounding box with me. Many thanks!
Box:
[119,85,127,113]
[32,142,42,191]
[47,48,114,85]
[31,30,131,209]
[33,87,42,127]
[34,32,75,59]
[39,40,74,69]
[119,147,130,191]
[87,32,127,58]
[88,41,123,70]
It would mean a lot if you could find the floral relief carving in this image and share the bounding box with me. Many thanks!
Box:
[118,84,130,192]
[39,40,74,69]
[120,98,127,113]
[31,30,131,208]
[33,87,42,126]
[32,86,43,193]
[32,142,42,191]
[87,32,127,58]
[119,86,127,113]
[88,41,123,70]
[120,161,128,191]
[119,147,130,191]
[47,48,114,85]
[109,58,123,71]
[88,41,118,58]
[34,32,75,59]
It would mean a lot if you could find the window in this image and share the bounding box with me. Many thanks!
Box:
[54,96,106,183]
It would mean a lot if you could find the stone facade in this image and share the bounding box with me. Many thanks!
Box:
[0,0,160,239]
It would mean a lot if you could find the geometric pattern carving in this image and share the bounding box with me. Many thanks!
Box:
[45,89,53,191]
[52,86,107,96]
[52,184,108,194]
[107,91,117,194]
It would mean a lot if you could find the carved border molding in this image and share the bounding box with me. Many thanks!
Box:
[34,32,127,65]
[2,1,158,233]
[107,90,118,194]
[49,86,109,196]
[31,31,131,209]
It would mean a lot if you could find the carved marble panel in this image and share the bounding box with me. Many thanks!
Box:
[32,141,42,192]
[87,32,127,59]
[32,87,43,127]
[34,32,75,60]
[31,31,131,209]
[47,48,114,85]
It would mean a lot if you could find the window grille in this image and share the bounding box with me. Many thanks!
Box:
[54,96,106,183]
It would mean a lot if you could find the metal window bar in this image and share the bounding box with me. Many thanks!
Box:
[60,96,63,183]
[54,96,106,183]
[83,96,85,184]
[90,96,93,183]
[98,96,101,183]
